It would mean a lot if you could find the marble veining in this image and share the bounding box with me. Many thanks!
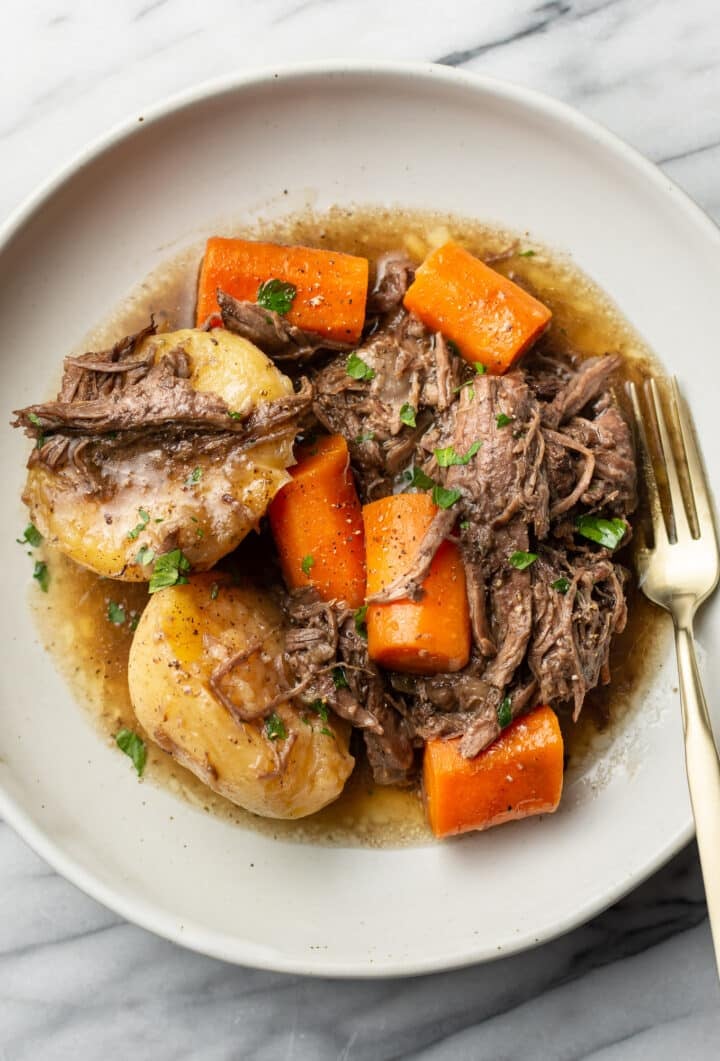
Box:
[3,0,720,1056]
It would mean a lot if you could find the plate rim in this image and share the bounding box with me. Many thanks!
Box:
[1,58,710,977]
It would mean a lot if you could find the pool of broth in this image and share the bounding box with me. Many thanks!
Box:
[30,206,665,847]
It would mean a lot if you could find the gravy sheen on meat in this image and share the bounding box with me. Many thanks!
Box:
[27,207,666,847]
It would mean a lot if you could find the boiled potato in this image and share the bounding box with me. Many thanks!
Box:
[128,574,355,818]
[23,329,296,580]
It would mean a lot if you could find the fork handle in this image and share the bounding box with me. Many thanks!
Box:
[675,621,720,973]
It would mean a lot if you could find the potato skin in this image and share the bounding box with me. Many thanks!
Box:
[128,574,354,819]
[23,329,296,580]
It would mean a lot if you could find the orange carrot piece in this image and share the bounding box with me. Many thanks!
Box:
[196,237,369,344]
[268,434,366,608]
[423,706,564,838]
[403,240,551,374]
[363,494,470,674]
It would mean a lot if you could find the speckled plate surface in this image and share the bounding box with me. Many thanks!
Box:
[1,62,718,976]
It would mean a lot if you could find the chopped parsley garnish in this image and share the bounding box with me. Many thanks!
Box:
[135,545,155,566]
[129,614,140,632]
[32,560,49,592]
[495,413,514,429]
[518,249,536,258]
[399,403,417,428]
[354,604,368,637]
[432,485,462,510]
[264,713,287,741]
[301,554,315,576]
[406,466,435,491]
[107,601,126,625]
[356,432,375,443]
[473,362,487,375]
[508,551,538,570]
[320,726,334,738]
[497,697,512,729]
[127,508,150,541]
[459,520,470,531]
[28,412,41,427]
[434,441,481,468]
[309,699,330,722]
[116,728,147,776]
[256,278,296,316]
[552,577,570,594]
[332,666,349,689]
[185,467,202,486]
[210,582,220,601]
[228,410,244,420]
[17,524,42,548]
[148,549,191,593]
[575,515,628,551]
[346,352,376,381]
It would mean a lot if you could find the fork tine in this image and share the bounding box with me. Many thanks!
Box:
[672,378,718,546]
[627,380,667,547]
[647,378,692,542]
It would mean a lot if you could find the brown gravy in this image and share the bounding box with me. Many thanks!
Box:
[29,207,665,847]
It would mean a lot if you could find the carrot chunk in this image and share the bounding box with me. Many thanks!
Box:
[403,240,551,373]
[423,706,564,838]
[363,494,470,674]
[268,434,366,608]
[196,237,369,344]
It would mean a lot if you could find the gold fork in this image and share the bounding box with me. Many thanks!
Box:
[628,378,720,972]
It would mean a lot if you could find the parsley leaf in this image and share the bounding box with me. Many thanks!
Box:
[135,545,155,566]
[116,728,147,776]
[406,466,435,491]
[432,486,462,510]
[28,412,42,427]
[518,249,536,258]
[497,697,512,729]
[256,278,296,316]
[399,403,417,428]
[33,560,49,592]
[309,699,330,722]
[356,432,375,443]
[332,666,349,689]
[228,410,244,421]
[301,554,315,576]
[434,441,481,467]
[17,524,42,548]
[575,515,628,551]
[265,713,287,741]
[509,551,538,570]
[459,520,470,531]
[127,508,150,541]
[495,413,514,428]
[552,577,570,594]
[320,726,334,738]
[185,467,202,486]
[107,601,126,625]
[474,362,487,375]
[346,352,376,381]
[354,604,368,637]
[148,549,191,593]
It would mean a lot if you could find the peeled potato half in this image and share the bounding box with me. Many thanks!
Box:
[128,574,354,819]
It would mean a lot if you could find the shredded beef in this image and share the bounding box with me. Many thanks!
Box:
[217,290,352,362]
[13,321,313,472]
[312,309,462,499]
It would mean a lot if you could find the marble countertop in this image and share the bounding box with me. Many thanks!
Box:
[3,0,720,1056]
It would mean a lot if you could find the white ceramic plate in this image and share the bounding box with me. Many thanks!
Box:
[1,62,718,977]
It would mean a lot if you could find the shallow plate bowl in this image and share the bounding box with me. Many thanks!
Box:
[1,61,718,976]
